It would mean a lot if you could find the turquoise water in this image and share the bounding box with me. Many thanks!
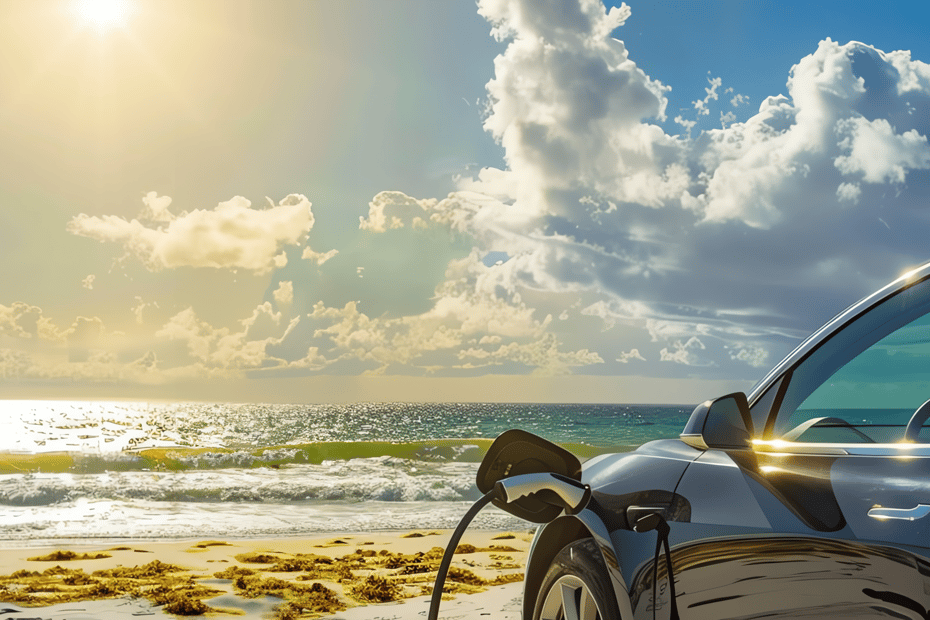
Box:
[161,401,693,449]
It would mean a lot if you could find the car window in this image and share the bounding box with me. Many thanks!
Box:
[772,276,930,443]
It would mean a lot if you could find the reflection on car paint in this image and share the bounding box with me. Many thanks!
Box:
[630,537,928,620]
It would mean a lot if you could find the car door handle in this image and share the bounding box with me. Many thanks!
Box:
[868,504,930,521]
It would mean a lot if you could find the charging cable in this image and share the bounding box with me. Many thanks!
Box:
[427,473,590,620]
[633,511,680,620]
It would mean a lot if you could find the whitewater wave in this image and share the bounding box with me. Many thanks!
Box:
[0,457,483,507]
[0,497,530,541]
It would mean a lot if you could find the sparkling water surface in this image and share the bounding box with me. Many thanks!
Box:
[0,401,693,540]
[0,400,691,453]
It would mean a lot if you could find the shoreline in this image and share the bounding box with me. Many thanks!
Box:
[0,529,532,619]
[0,527,536,549]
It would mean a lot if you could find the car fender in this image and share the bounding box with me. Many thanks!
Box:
[524,509,635,620]
[523,440,701,619]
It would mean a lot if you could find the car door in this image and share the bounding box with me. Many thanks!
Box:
[665,275,930,620]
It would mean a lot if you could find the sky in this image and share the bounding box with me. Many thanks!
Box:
[2,0,930,405]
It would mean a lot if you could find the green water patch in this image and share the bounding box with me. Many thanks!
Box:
[0,439,634,474]
[0,452,75,474]
[260,438,494,464]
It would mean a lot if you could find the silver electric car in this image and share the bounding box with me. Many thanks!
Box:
[522,262,930,620]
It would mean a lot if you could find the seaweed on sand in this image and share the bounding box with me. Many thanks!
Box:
[191,540,232,549]
[92,559,184,579]
[138,578,222,615]
[231,573,346,618]
[0,560,223,616]
[235,552,284,564]
[273,582,344,619]
[351,574,401,603]
[213,565,257,579]
[27,550,111,562]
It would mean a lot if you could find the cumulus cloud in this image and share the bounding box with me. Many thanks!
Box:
[359,191,427,232]
[730,344,769,368]
[67,194,314,274]
[289,250,599,375]
[693,76,722,116]
[273,281,294,309]
[0,303,61,341]
[448,0,930,382]
[458,333,603,375]
[155,303,295,370]
[660,337,710,366]
[141,191,174,222]
[836,181,862,203]
[82,275,95,290]
[834,117,930,183]
[617,348,645,363]
[302,246,338,265]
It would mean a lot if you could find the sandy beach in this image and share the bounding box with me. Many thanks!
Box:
[0,529,532,619]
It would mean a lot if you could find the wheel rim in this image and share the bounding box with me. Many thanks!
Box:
[538,574,603,620]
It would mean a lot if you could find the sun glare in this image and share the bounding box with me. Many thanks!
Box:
[74,0,132,32]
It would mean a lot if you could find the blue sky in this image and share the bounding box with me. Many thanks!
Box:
[2,0,930,404]
[618,1,930,136]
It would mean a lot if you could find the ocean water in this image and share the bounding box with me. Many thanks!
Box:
[0,400,692,542]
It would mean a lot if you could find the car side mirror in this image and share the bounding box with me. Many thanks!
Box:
[680,392,753,450]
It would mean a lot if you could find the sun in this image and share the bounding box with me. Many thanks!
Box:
[74,0,133,32]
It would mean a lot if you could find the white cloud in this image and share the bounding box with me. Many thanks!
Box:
[273,281,294,309]
[0,303,61,341]
[617,348,645,363]
[302,246,338,265]
[359,191,428,232]
[730,344,769,368]
[693,76,722,116]
[695,41,930,229]
[141,191,174,222]
[731,93,749,107]
[82,275,95,290]
[155,303,291,370]
[834,117,930,183]
[674,115,696,134]
[67,194,314,274]
[458,333,603,376]
[836,181,862,204]
[475,0,675,216]
[660,337,709,366]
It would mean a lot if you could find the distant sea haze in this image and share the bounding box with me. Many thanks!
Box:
[0,401,691,541]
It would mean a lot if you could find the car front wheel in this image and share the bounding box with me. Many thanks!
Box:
[534,538,620,620]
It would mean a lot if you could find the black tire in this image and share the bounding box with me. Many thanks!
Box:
[533,538,621,620]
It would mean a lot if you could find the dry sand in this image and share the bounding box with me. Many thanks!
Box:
[0,529,532,619]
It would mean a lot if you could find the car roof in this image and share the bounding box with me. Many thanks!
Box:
[747,260,930,405]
